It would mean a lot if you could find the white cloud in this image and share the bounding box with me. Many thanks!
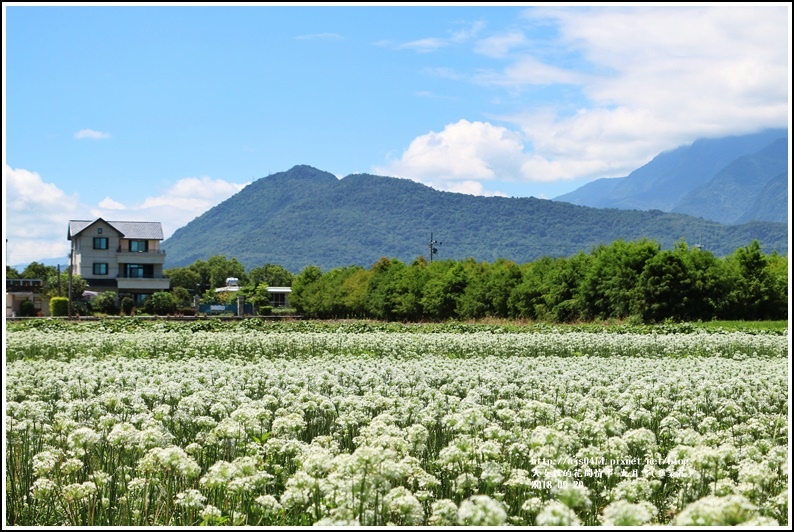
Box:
[294,33,342,41]
[98,197,127,209]
[475,56,585,87]
[396,20,485,53]
[443,180,508,197]
[451,20,486,43]
[399,37,448,53]
[74,129,111,140]
[474,31,528,58]
[91,176,248,240]
[4,165,81,264]
[422,67,463,80]
[386,6,789,193]
[375,119,527,192]
[505,6,789,169]
[413,90,458,101]
[4,166,248,266]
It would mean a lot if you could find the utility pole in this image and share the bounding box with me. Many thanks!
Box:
[429,233,441,262]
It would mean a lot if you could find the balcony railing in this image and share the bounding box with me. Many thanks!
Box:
[116,247,166,255]
[116,276,170,290]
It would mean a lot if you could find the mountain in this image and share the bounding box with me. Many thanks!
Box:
[734,172,789,225]
[10,258,69,272]
[671,137,789,224]
[553,128,788,220]
[162,165,787,272]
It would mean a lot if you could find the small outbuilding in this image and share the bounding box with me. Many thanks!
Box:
[267,287,292,308]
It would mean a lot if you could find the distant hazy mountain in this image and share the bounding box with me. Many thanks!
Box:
[162,165,787,273]
[672,137,788,224]
[554,129,788,222]
[734,172,789,225]
[10,258,69,272]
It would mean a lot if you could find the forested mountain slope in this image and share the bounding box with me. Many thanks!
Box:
[163,165,787,272]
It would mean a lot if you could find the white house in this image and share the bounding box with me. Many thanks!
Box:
[68,218,170,307]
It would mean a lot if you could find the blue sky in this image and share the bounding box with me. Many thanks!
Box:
[3,3,791,266]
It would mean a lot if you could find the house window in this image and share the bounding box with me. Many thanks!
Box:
[271,292,287,307]
[129,240,149,252]
[93,237,109,250]
[97,228,103,234]
[93,263,108,275]
[126,264,145,278]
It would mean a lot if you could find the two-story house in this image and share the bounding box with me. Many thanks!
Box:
[68,218,170,307]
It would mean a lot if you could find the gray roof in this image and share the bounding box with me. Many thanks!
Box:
[69,219,164,240]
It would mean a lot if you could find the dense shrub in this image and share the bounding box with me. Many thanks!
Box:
[145,292,177,315]
[95,291,119,315]
[19,300,36,317]
[120,297,135,316]
[72,301,89,316]
[49,297,69,317]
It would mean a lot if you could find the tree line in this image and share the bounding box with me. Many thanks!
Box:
[9,238,787,322]
[162,238,786,322]
[287,239,787,323]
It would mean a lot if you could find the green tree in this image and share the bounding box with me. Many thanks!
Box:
[365,258,408,320]
[245,283,272,313]
[171,286,192,308]
[725,240,785,320]
[291,265,323,315]
[457,259,491,320]
[578,239,660,320]
[508,257,557,320]
[207,255,247,290]
[6,265,21,278]
[671,241,729,321]
[144,292,177,316]
[342,268,372,318]
[763,251,789,319]
[486,259,523,319]
[391,257,430,321]
[249,264,294,287]
[313,266,364,318]
[635,250,692,322]
[188,259,211,294]
[543,253,591,323]
[95,291,119,315]
[421,261,467,321]
[164,267,201,293]
[21,262,56,280]
[43,272,86,301]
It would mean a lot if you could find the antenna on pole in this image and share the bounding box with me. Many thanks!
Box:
[429,232,441,262]
[694,233,703,250]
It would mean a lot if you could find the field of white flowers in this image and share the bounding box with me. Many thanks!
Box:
[5,325,789,526]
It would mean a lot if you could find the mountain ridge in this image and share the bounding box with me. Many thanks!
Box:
[163,165,787,272]
[554,128,788,223]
